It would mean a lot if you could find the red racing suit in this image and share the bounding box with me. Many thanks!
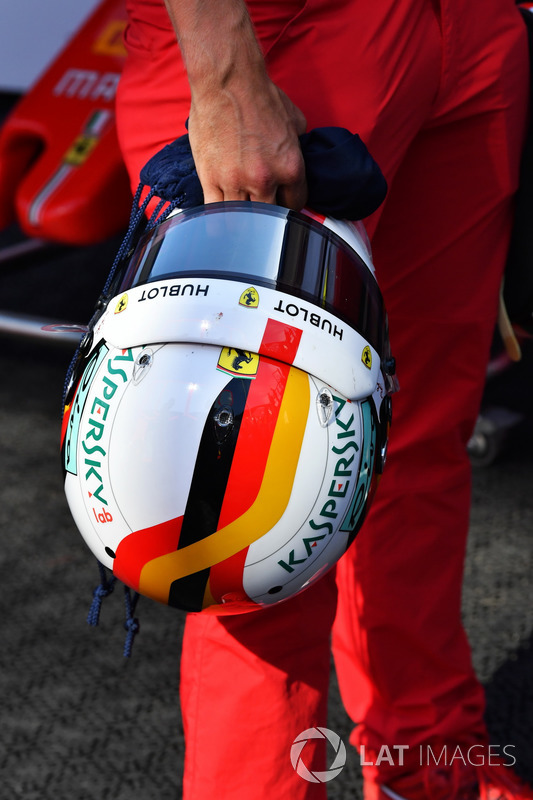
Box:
[115,1,529,796]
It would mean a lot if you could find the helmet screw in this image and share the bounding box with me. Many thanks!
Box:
[214,407,234,428]
[133,349,154,383]
[316,387,334,427]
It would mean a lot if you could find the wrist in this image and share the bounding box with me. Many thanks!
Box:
[165,0,266,93]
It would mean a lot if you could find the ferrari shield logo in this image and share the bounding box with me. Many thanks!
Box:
[64,134,99,166]
[361,346,372,369]
[217,347,259,378]
[114,293,129,314]
[239,287,259,308]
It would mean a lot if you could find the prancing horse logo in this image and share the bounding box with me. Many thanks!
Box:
[239,287,259,308]
[217,347,260,378]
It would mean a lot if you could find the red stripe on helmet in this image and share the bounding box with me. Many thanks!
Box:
[114,515,184,590]
[207,356,292,604]
[259,317,302,364]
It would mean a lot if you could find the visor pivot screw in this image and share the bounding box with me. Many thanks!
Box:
[316,388,334,427]
[133,349,154,383]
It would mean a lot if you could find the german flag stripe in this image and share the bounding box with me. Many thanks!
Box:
[177,377,251,551]
[258,317,302,363]
[114,515,184,590]
[206,319,305,607]
[138,364,310,605]
[113,377,249,602]
[206,358,292,605]
[167,377,250,609]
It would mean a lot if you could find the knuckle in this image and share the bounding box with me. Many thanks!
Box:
[281,149,305,182]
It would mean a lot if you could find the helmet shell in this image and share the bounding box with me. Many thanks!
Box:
[62,202,394,613]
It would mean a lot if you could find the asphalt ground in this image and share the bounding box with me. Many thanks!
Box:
[1,227,533,800]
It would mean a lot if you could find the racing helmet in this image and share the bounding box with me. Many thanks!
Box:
[61,202,396,614]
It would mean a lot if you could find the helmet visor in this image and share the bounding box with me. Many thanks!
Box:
[114,202,386,354]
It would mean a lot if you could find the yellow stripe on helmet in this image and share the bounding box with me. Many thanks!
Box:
[138,366,310,604]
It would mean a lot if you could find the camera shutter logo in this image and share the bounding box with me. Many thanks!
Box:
[291,727,346,783]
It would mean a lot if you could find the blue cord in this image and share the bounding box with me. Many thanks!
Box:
[68,171,188,655]
[87,561,117,627]
[123,587,141,659]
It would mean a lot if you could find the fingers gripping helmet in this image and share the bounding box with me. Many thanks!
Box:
[61,202,396,614]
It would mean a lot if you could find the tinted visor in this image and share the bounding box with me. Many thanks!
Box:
[114,202,386,354]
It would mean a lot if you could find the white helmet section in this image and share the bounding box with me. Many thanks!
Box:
[95,277,380,403]
[242,375,376,606]
[64,341,247,571]
[62,340,379,608]
[95,205,384,402]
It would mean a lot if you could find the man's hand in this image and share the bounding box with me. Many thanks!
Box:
[188,81,307,208]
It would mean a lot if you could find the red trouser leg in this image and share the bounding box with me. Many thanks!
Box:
[329,0,529,786]
[180,573,337,799]
[116,0,529,796]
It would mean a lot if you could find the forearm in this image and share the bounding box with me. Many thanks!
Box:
[162,0,307,207]
[163,0,266,95]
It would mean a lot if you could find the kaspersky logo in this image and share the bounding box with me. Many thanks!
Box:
[277,396,374,576]
[64,346,135,512]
